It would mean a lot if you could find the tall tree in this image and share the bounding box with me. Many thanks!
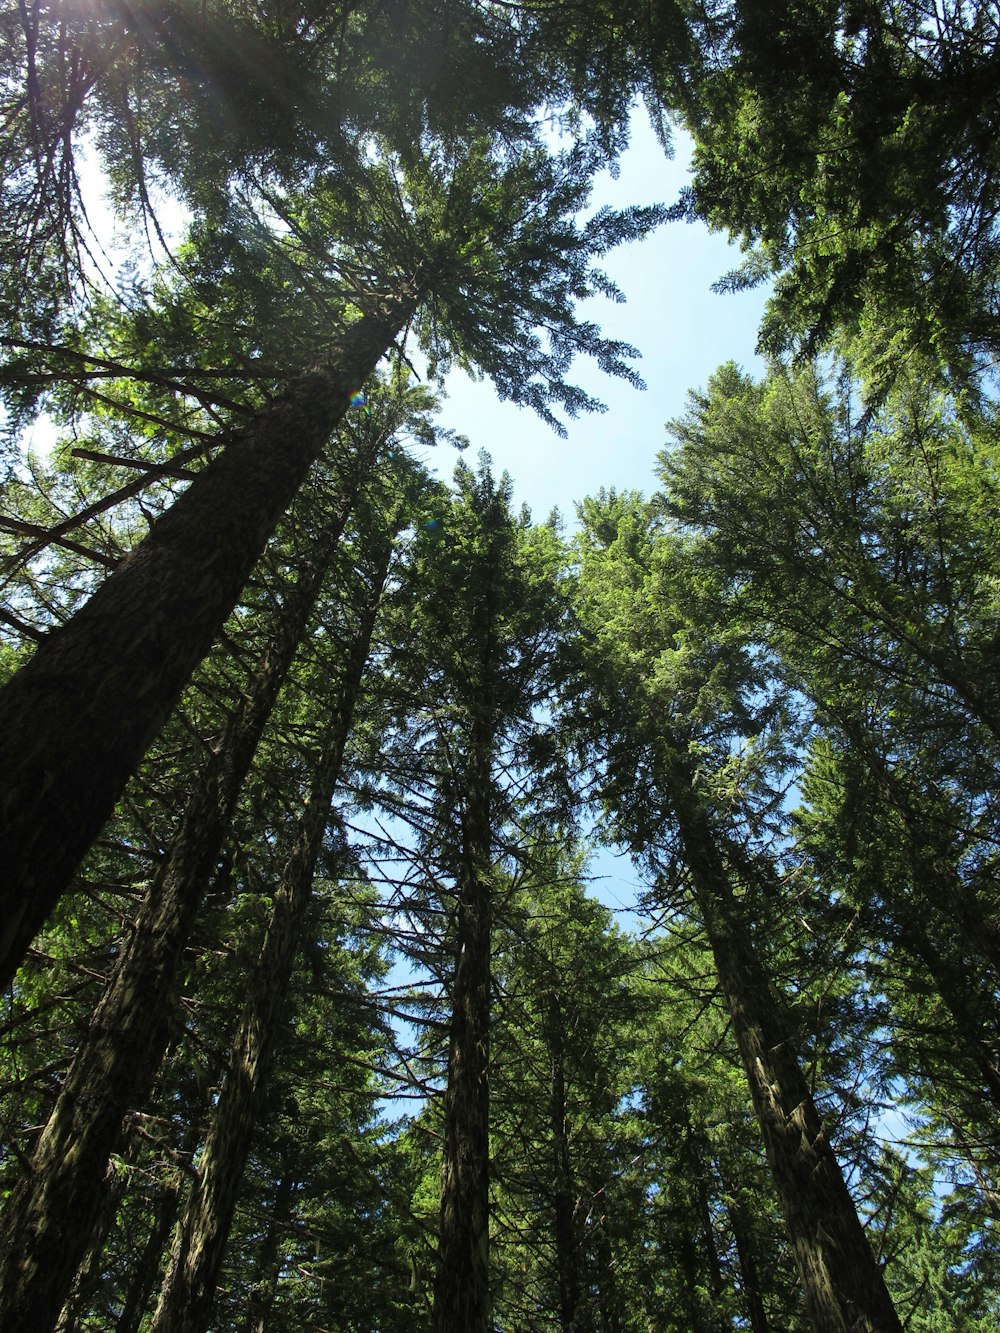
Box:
[0,405,418,1332]
[645,0,1000,388]
[148,505,398,1333]
[0,136,664,985]
[567,489,903,1333]
[354,455,565,1332]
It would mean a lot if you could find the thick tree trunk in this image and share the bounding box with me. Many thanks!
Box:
[666,754,903,1333]
[0,465,367,1333]
[431,736,493,1333]
[149,540,392,1333]
[0,294,415,987]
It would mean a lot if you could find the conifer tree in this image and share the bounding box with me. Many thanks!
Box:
[567,490,903,1333]
[0,136,663,985]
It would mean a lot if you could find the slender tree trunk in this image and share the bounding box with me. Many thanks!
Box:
[244,1167,295,1333]
[0,461,369,1333]
[149,538,392,1333]
[666,753,903,1333]
[52,1172,129,1333]
[431,659,495,1330]
[547,997,582,1333]
[0,293,416,986]
[115,1179,183,1333]
[891,917,1000,1114]
[721,1173,770,1333]
[847,721,1000,978]
[679,1108,725,1331]
[594,1226,622,1333]
[730,1207,771,1333]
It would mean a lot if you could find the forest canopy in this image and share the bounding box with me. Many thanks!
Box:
[1,2,999,1331]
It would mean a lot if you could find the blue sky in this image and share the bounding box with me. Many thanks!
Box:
[429,110,771,521]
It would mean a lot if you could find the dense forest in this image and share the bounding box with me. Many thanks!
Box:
[1,1,999,1330]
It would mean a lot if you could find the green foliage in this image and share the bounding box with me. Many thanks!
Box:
[653,0,1000,390]
[4,6,1000,1328]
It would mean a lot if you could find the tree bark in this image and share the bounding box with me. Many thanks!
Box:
[0,457,369,1333]
[148,537,392,1333]
[665,751,903,1333]
[0,293,415,987]
[547,996,582,1333]
[431,744,493,1333]
[430,539,497,1333]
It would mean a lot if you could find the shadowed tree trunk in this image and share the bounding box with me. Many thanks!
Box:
[148,534,393,1333]
[244,1164,295,1333]
[726,1192,770,1333]
[0,453,375,1333]
[547,995,582,1333]
[666,749,903,1333]
[431,724,493,1333]
[0,293,416,987]
[114,1178,184,1333]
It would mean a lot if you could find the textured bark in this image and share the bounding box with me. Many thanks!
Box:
[0,294,415,987]
[149,542,391,1333]
[431,741,493,1333]
[666,752,902,1333]
[0,463,367,1333]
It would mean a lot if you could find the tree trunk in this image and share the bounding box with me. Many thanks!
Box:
[244,1166,295,1333]
[0,459,369,1333]
[52,1170,129,1333]
[431,664,495,1332]
[115,1178,183,1333]
[0,293,415,986]
[149,537,392,1333]
[678,1107,724,1331]
[844,718,1000,979]
[547,996,582,1333]
[666,752,903,1333]
[727,1197,770,1333]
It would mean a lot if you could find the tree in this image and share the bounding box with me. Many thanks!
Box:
[0,0,553,347]
[567,489,903,1332]
[0,134,664,985]
[646,0,1000,389]
[351,454,566,1332]
[489,850,649,1333]
[658,359,1000,1027]
[148,503,398,1333]
[0,404,419,1331]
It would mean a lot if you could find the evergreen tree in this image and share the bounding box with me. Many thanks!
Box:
[567,489,903,1332]
[0,136,664,985]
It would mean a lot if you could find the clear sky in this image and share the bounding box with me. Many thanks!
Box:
[428,109,771,522]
